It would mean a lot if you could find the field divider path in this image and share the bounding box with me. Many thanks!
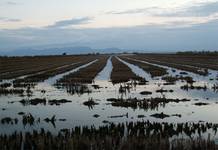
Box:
[0,61,70,79]
[48,59,99,84]
[110,56,145,84]
[0,55,97,80]
[57,56,109,84]
[119,56,168,77]
[138,54,218,71]
[12,57,98,85]
[0,56,81,74]
[130,55,208,76]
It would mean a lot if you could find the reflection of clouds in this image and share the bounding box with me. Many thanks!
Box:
[95,57,113,81]
[120,59,218,101]
[1,63,218,135]
[118,57,151,80]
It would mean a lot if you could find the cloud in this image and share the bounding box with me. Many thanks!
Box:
[155,1,218,17]
[106,7,163,15]
[0,1,21,6]
[104,1,218,28]
[6,1,18,5]
[107,1,218,17]
[47,17,93,28]
[5,1,20,5]
[0,17,21,22]
[1,18,218,52]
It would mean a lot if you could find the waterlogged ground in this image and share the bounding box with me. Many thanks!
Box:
[0,55,218,140]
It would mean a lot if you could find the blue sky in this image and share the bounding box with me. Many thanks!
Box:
[0,0,218,52]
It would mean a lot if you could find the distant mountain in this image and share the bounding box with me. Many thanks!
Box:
[97,47,124,53]
[2,46,93,56]
[1,46,125,56]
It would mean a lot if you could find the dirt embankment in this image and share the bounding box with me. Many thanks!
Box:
[119,56,168,77]
[110,57,144,84]
[58,55,109,84]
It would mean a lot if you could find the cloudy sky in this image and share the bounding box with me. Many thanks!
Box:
[1,0,218,52]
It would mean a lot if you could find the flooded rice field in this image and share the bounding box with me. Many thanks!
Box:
[0,54,218,149]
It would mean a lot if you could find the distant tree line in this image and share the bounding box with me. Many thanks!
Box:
[176,51,218,56]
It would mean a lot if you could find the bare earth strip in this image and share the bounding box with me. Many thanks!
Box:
[119,56,168,77]
[58,55,109,84]
[110,56,144,84]
[0,55,98,80]
[13,57,97,84]
[141,54,218,70]
[129,54,209,75]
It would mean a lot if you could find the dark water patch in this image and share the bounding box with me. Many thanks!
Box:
[194,102,210,106]
[119,83,132,93]
[55,83,92,95]
[171,114,182,118]
[137,114,146,118]
[48,99,72,106]
[108,113,128,118]
[11,98,71,106]
[156,89,174,93]
[91,84,102,89]
[163,82,176,85]
[44,115,56,127]
[140,91,152,95]
[93,114,100,118]
[18,112,25,115]
[150,112,170,119]
[0,88,24,95]
[13,82,36,88]
[22,113,36,126]
[19,98,46,106]
[162,75,195,84]
[59,118,66,121]
[83,98,99,109]
[0,83,12,88]
[181,84,207,91]
[117,80,147,94]
[107,97,190,110]
[180,72,188,75]
[1,117,18,125]
[212,83,218,92]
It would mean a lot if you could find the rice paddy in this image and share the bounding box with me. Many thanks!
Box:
[0,53,218,149]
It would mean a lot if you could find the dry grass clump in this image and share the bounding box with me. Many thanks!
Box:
[107,97,190,110]
[162,75,195,84]
[0,121,218,150]
[0,88,24,95]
